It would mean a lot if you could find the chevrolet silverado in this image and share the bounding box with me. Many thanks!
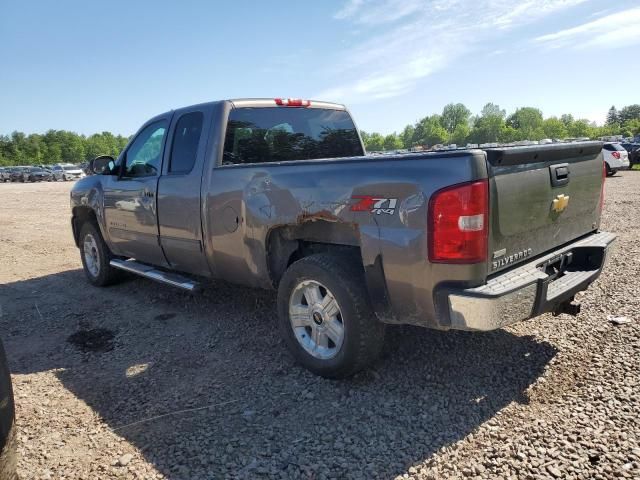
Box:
[70,98,615,377]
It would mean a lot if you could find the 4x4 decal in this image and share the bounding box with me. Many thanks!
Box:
[350,196,398,215]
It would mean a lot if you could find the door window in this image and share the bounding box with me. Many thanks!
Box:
[123,120,168,177]
[168,112,204,174]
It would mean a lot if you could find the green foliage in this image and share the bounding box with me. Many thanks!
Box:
[363,102,640,151]
[0,130,130,167]
[383,133,402,151]
[441,103,471,139]
[400,125,415,149]
[606,106,619,125]
[542,117,568,139]
[469,103,506,143]
[619,105,640,124]
[413,115,448,146]
[567,119,594,138]
[506,107,544,140]
[364,132,384,152]
[5,101,640,162]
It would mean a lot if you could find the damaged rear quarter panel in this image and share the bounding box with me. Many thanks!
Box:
[203,151,488,327]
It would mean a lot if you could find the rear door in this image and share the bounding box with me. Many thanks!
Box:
[486,142,603,274]
[103,118,169,266]
[156,105,213,276]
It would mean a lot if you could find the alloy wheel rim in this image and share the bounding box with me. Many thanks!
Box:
[83,234,100,278]
[289,280,345,360]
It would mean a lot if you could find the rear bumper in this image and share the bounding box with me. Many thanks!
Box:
[607,157,630,169]
[435,231,616,331]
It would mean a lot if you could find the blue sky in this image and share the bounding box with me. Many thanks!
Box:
[1,0,639,136]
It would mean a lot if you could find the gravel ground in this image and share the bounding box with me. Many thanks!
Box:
[0,173,638,480]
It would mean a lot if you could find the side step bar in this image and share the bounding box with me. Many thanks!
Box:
[110,259,201,292]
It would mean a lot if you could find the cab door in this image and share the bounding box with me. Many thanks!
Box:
[156,106,212,276]
[103,117,170,266]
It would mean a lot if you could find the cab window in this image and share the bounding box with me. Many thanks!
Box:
[123,120,168,177]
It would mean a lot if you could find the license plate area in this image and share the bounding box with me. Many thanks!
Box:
[536,246,604,281]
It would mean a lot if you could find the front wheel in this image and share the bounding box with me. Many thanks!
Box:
[277,254,385,378]
[79,222,122,286]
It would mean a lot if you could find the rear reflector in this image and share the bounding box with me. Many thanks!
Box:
[274,98,311,107]
[428,180,489,263]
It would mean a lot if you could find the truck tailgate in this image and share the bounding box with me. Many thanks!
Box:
[485,142,603,274]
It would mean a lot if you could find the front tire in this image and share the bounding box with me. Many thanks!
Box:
[79,222,122,286]
[277,254,385,378]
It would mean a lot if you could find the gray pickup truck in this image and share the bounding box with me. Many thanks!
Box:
[70,98,615,377]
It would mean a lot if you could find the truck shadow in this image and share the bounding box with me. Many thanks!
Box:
[1,269,556,479]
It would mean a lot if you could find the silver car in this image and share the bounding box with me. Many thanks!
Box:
[51,164,84,181]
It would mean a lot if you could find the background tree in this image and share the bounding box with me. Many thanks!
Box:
[619,104,640,124]
[413,115,448,146]
[560,114,574,127]
[542,117,568,139]
[567,119,594,138]
[363,132,384,152]
[469,103,506,143]
[440,103,471,141]
[606,106,619,125]
[383,133,402,151]
[506,107,544,140]
[400,125,415,149]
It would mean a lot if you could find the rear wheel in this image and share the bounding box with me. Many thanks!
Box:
[277,254,385,378]
[605,163,614,176]
[79,222,122,286]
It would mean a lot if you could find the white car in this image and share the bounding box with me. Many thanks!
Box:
[603,143,630,176]
[51,164,85,181]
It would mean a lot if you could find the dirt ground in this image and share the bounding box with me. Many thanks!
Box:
[0,175,638,479]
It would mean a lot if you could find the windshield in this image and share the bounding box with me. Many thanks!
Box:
[223,107,363,165]
[62,165,77,170]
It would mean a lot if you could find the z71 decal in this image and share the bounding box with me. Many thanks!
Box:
[350,196,398,215]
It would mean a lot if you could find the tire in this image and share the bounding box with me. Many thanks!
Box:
[78,222,122,287]
[605,163,613,177]
[277,254,385,378]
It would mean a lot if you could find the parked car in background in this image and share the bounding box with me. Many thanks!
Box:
[22,167,53,182]
[621,142,640,167]
[0,338,17,480]
[9,167,27,182]
[603,142,630,176]
[0,168,10,182]
[52,164,84,181]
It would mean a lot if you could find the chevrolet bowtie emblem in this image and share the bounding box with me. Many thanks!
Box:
[552,194,570,213]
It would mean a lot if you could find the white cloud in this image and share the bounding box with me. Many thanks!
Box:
[334,0,365,20]
[320,0,587,103]
[535,7,640,49]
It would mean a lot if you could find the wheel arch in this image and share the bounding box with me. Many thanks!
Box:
[266,221,361,287]
[265,221,393,323]
[71,206,100,247]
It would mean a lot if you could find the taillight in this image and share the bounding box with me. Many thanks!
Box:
[599,160,606,213]
[428,180,489,263]
[274,98,311,107]
[611,151,620,159]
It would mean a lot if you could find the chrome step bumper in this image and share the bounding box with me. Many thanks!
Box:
[436,231,616,331]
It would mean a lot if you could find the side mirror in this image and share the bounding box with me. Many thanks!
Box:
[90,155,115,175]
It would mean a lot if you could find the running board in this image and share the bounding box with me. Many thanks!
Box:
[109,259,201,292]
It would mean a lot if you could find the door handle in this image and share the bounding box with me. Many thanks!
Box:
[549,163,570,187]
